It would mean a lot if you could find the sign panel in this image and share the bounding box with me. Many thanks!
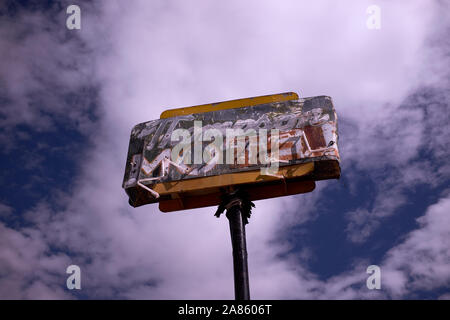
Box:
[123,92,340,212]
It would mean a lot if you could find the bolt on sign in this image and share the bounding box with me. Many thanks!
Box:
[123,92,340,212]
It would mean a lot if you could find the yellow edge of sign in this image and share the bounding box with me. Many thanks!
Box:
[160,92,299,119]
[152,162,314,195]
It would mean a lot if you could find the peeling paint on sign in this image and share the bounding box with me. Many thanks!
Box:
[123,94,340,211]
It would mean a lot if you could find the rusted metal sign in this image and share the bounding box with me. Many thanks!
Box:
[123,92,340,212]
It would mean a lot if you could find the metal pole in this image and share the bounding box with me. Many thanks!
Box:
[215,189,254,300]
[226,199,250,300]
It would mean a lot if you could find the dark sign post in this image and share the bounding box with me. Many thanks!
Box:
[122,92,340,299]
[215,189,254,300]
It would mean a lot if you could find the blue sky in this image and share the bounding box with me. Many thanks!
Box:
[0,0,449,299]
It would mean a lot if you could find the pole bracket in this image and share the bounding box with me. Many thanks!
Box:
[214,189,255,225]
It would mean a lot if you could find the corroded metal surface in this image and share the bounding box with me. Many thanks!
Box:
[123,94,340,210]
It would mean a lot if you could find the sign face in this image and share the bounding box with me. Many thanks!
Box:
[123,92,340,212]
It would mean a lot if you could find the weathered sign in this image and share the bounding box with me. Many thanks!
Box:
[123,92,340,212]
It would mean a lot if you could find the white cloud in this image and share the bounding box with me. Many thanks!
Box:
[0,222,72,299]
[0,4,98,152]
[381,193,450,297]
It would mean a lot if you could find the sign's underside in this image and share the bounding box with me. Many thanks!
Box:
[123,93,340,212]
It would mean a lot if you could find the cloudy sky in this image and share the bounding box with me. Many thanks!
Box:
[0,0,449,299]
